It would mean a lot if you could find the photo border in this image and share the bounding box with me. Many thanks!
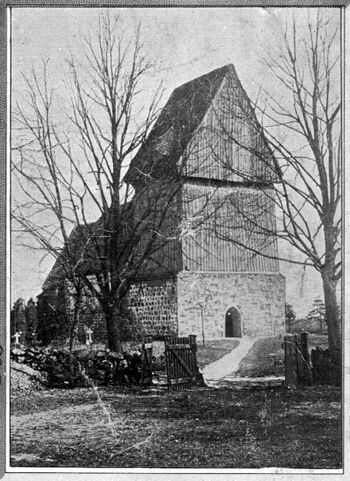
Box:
[1,1,348,479]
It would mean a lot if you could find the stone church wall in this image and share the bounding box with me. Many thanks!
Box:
[127,278,178,335]
[177,271,285,340]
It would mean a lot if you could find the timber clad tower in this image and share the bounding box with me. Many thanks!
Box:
[125,64,285,339]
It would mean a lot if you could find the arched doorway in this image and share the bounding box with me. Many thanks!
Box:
[225,307,242,337]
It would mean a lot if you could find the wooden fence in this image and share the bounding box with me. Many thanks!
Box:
[164,335,203,390]
[283,332,312,386]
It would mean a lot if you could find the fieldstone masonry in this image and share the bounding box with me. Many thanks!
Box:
[177,271,285,339]
[127,279,178,335]
[128,271,285,339]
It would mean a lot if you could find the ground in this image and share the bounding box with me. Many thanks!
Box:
[11,333,341,469]
[11,382,341,469]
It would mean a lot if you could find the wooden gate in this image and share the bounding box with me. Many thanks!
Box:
[164,335,202,390]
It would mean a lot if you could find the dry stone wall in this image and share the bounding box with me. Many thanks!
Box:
[177,271,285,339]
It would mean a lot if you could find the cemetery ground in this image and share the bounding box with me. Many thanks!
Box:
[10,334,341,470]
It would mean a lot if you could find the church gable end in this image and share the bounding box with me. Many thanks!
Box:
[182,64,278,184]
[125,65,229,184]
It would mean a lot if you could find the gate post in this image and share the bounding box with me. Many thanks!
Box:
[141,342,153,386]
[189,335,205,386]
[284,334,298,386]
[298,331,312,384]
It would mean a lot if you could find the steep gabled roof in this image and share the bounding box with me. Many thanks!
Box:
[125,64,278,184]
[41,202,133,291]
[41,219,104,291]
[125,65,230,183]
[148,64,229,143]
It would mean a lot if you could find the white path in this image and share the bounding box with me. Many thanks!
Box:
[201,337,257,386]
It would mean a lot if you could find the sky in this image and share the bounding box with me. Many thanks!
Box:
[10,6,341,316]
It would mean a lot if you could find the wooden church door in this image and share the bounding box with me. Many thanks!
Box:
[225,307,242,337]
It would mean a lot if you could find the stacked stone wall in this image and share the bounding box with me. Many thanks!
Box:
[127,278,178,335]
[177,271,285,339]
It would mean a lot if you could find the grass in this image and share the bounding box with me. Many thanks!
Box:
[11,381,341,469]
[196,339,240,370]
[236,335,285,378]
[236,334,329,378]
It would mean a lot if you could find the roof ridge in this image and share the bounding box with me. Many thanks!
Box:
[172,64,232,93]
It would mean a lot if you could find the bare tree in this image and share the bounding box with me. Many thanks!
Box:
[12,13,211,351]
[12,58,90,350]
[210,10,341,371]
[12,14,165,351]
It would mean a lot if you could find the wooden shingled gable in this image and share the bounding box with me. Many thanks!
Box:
[125,64,278,185]
[124,65,230,183]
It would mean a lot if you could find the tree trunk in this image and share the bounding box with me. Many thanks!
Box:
[321,208,341,383]
[322,270,341,383]
[105,302,123,352]
[69,289,82,353]
[200,306,205,346]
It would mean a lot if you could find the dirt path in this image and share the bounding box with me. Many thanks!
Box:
[202,337,257,386]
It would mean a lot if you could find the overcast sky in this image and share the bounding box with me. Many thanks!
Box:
[10,7,341,315]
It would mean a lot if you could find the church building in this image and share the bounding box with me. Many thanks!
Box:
[39,64,285,343]
[124,64,285,340]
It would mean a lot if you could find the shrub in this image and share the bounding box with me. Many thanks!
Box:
[311,347,341,386]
